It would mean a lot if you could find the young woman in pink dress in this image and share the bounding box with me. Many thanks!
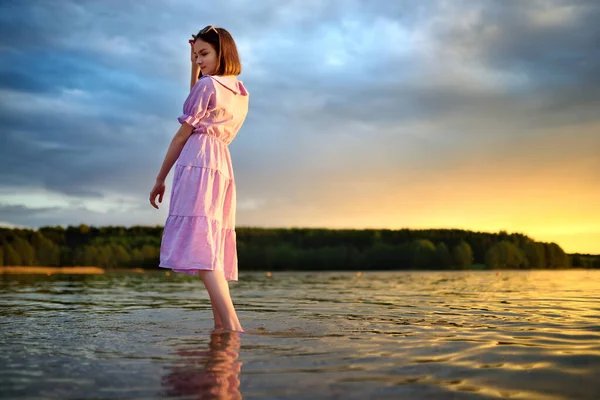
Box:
[149,26,249,333]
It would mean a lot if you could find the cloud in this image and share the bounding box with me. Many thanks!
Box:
[0,0,599,252]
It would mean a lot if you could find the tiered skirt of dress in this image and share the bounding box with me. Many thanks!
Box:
[159,132,238,281]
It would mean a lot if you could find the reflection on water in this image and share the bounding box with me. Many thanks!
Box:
[161,332,242,400]
[0,270,599,399]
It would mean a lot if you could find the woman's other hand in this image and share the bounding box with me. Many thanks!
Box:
[150,180,166,209]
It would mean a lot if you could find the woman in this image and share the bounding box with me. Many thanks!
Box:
[150,26,249,332]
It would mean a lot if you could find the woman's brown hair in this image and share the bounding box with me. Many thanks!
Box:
[194,26,242,77]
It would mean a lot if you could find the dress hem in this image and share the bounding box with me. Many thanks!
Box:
[158,263,238,282]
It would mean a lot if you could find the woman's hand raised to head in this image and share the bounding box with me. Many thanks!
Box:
[190,35,201,90]
[190,35,197,63]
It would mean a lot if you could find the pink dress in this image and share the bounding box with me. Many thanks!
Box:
[159,75,249,281]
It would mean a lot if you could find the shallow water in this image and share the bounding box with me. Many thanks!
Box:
[1,270,599,399]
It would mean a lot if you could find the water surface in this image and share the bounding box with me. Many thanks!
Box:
[1,270,599,399]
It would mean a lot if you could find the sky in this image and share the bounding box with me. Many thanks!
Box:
[0,0,599,254]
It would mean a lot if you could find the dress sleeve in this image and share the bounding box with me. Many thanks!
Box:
[177,77,215,128]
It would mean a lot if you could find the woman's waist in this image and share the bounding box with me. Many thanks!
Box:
[178,135,233,171]
[192,128,232,145]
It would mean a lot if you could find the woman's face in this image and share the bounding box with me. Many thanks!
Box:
[194,39,218,76]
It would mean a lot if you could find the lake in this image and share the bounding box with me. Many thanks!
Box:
[1,270,599,399]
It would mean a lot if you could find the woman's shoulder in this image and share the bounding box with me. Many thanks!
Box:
[190,75,217,95]
[207,75,248,96]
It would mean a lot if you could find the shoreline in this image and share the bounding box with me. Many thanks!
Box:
[0,266,109,275]
[0,267,595,276]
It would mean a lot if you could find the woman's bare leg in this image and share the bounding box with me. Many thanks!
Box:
[210,295,224,330]
[199,270,243,332]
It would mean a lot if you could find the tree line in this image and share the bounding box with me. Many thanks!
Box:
[0,225,598,271]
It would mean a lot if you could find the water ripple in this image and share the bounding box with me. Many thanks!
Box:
[1,270,599,399]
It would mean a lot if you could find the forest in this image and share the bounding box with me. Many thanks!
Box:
[1,225,598,271]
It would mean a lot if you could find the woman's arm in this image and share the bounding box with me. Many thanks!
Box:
[149,122,195,209]
[155,122,194,183]
[190,64,201,91]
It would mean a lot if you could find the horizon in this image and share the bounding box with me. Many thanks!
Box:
[1,1,599,254]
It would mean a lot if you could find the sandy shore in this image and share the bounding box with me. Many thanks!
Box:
[0,266,106,275]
